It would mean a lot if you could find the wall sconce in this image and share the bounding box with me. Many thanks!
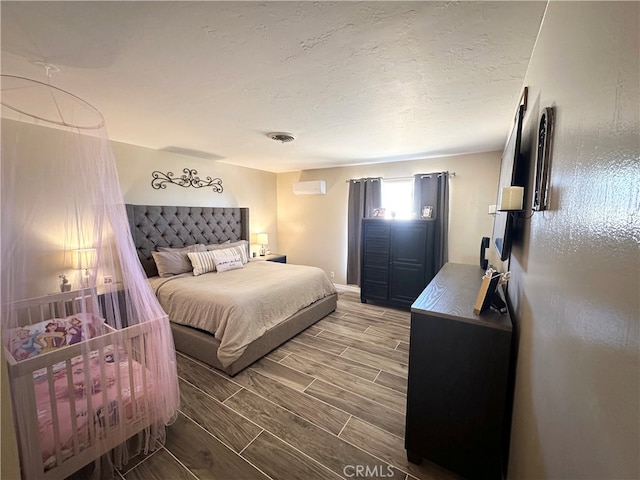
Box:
[498,186,524,212]
[72,248,97,288]
[256,233,269,257]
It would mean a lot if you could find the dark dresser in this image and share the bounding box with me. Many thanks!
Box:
[406,263,514,479]
[360,218,436,308]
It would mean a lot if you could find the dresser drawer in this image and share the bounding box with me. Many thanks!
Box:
[363,252,389,268]
[363,267,389,284]
[364,221,391,238]
[364,236,389,254]
[362,282,388,301]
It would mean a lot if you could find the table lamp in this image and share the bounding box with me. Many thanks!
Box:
[72,248,97,288]
[256,233,269,256]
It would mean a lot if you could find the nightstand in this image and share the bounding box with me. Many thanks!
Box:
[252,253,286,263]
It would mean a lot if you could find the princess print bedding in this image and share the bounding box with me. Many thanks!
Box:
[34,347,154,470]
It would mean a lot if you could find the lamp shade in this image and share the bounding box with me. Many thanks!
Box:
[256,233,269,245]
[72,248,97,270]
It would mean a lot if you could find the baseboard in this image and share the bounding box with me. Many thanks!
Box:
[333,283,360,294]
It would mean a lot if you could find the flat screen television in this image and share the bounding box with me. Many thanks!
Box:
[492,104,525,261]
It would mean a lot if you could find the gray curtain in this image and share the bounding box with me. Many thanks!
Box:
[414,172,450,271]
[347,177,382,286]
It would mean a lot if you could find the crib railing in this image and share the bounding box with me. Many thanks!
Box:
[4,289,159,480]
[8,288,100,327]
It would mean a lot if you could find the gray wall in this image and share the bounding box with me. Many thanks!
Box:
[505,2,639,478]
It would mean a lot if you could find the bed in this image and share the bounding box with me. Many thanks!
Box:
[126,205,338,375]
[4,289,159,480]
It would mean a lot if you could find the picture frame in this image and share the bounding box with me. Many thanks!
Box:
[473,271,501,314]
[373,208,386,217]
[421,205,433,219]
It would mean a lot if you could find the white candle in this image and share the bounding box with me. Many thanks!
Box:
[499,186,524,211]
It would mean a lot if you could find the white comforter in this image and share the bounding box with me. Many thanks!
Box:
[148,261,336,367]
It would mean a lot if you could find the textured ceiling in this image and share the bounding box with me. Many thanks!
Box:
[1,1,546,173]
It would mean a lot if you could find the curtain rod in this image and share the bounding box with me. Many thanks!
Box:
[345,171,456,183]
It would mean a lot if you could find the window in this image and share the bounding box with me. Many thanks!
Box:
[381,178,414,219]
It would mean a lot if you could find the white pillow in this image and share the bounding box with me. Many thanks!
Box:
[188,247,246,275]
[213,255,244,273]
[204,240,249,264]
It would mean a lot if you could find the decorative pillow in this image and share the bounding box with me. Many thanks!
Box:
[213,254,244,273]
[187,250,218,276]
[188,247,246,275]
[204,240,249,264]
[6,312,104,361]
[152,244,205,277]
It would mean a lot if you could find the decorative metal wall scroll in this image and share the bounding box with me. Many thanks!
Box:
[532,107,554,211]
[151,168,223,193]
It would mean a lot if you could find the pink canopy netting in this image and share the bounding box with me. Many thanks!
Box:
[1,74,179,477]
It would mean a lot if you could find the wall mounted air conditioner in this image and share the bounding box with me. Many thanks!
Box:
[293,180,326,195]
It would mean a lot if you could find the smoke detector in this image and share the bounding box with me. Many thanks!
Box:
[267,132,297,143]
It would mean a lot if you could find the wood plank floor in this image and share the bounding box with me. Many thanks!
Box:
[112,289,460,480]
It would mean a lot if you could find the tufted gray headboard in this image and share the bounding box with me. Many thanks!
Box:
[126,205,250,277]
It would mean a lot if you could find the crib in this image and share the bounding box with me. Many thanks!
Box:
[4,288,159,480]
